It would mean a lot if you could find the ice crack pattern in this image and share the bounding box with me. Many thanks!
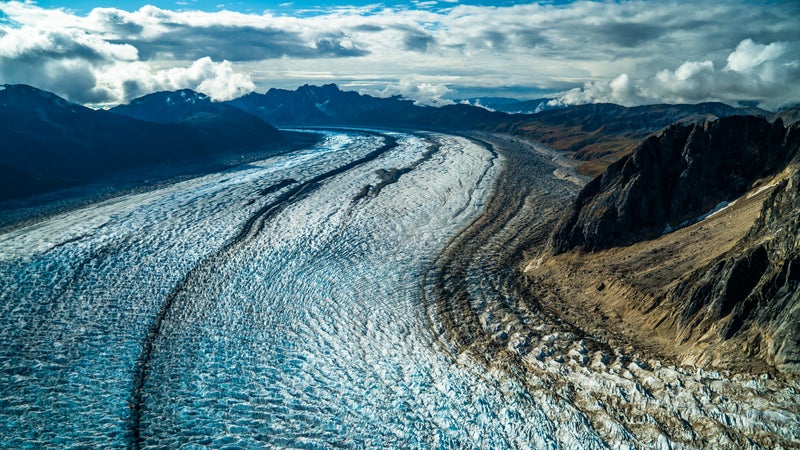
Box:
[4,129,796,449]
[0,130,542,448]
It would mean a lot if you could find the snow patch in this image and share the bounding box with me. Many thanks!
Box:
[705,200,735,219]
[748,180,781,198]
[663,200,736,235]
[315,100,330,112]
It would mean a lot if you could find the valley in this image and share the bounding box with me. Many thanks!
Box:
[2,126,797,448]
[2,0,799,446]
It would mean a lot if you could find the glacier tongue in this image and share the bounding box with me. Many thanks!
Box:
[3,129,795,449]
[2,130,591,448]
[131,131,597,448]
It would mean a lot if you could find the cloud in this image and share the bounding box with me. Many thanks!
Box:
[124,25,317,61]
[149,57,256,100]
[0,4,257,104]
[550,39,800,110]
[373,76,454,106]
[550,73,644,107]
[93,57,256,103]
[403,29,436,52]
[0,47,255,104]
[0,1,798,108]
[726,39,787,73]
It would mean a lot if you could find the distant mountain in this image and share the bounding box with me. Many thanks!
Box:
[109,89,218,123]
[109,89,284,150]
[226,83,508,129]
[460,97,558,114]
[0,85,290,202]
[499,102,768,176]
[227,84,768,177]
[2,82,775,201]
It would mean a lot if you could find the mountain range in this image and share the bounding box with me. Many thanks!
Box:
[228,83,509,130]
[0,85,296,202]
[108,89,284,149]
[228,84,773,176]
[1,82,796,203]
[457,97,556,114]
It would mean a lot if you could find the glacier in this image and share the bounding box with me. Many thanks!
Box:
[1,129,797,449]
[0,130,540,448]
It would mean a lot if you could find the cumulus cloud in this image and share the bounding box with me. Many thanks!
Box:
[0,2,362,104]
[550,39,800,110]
[373,76,454,106]
[0,25,135,103]
[551,73,645,107]
[0,1,798,108]
[0,4,257,104]
[131,57,256,101]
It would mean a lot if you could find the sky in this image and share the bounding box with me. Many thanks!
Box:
[0,0,798,109]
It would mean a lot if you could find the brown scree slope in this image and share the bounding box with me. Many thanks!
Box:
[526,116,800,376]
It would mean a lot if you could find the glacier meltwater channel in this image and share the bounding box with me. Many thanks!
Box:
[0,130,575,448]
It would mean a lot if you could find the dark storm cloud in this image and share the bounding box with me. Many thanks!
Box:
[594,22,668,48]
[315,33,370,57]
[90,9,145,35]
[15,31,111,62]
[480,31,509,50]
[403,30,435,52]
[0,57,113,104]
[116,25,367,61]
[353,24,384,32]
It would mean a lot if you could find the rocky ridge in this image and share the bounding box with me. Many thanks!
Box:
[666,149,800,373]
[0,85,302,204]
[537,114,800,375]
[550,115,799,254]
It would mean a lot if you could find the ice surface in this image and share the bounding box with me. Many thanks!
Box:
[2,130,569,448]
[0,131,421,447]
[2,130,796,449]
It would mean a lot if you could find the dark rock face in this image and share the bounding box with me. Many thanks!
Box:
[668,153,800,372]
[751,165,800,371]
[548,113,800,372]
[550,116,800,254]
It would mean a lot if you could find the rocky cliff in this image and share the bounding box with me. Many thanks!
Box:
[534,114,800,375]
[550,115,799,254]
[666,148,800,372]
[500,102,766,176]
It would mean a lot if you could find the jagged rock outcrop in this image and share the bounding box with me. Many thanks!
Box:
[500,102,766,176]
[541,114,800,373]
[550,115,799,254]
[666,151,800,372]
[772,106,800,126]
